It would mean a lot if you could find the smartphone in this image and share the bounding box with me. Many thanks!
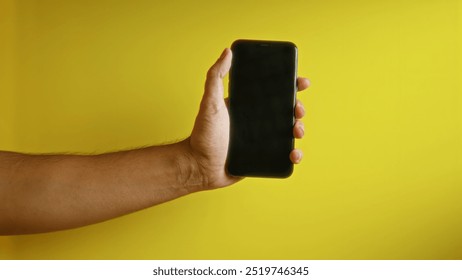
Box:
[227,39,298,178]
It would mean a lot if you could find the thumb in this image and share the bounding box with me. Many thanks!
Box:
[204,48,232,102]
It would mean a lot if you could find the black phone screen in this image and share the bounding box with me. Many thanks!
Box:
[227,40,297,178]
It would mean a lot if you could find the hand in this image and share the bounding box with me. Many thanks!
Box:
[291,77,310,164]
[186,48,310,189]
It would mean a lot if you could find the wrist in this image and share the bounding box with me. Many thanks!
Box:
[175,138,208,193]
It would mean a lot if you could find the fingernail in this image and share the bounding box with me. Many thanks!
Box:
[295,152,302,163]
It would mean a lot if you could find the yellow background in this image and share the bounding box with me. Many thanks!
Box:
[1,0,461,259]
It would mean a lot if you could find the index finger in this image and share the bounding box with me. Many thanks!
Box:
[297,77,310,92]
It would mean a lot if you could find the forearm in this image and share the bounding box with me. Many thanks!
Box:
[0,139,203,235]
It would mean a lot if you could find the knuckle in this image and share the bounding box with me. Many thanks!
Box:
[207,66,219,79]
